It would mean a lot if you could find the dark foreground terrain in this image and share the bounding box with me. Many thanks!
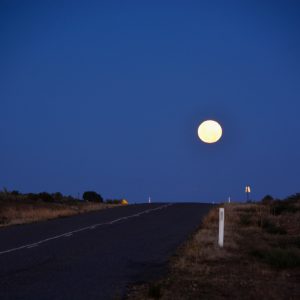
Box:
[0,203,212,299]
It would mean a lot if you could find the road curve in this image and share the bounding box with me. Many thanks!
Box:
[0,203,213,299]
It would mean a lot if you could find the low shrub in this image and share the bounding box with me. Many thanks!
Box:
[83,191,103,202]
[261,195,274,205]
[261,219,287,235]
[148,283,162,299]
[106,199,122,204]
[239,213,252,226]
[275,236,300,249]
[251,247,300,269]
[38,192,54,202]
[0,216,9,224]
[284,193,300,203]
[271,200,298,215]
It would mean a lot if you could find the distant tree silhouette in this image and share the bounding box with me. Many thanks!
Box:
[83,191,103,202]
[11,190,20,196]
[261,195,274,205]
[26,193,40,201]
[38,192,53,202]
[284,193,300,202]
[53,192,63,202]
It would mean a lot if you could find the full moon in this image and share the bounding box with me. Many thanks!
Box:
[198,120,222,144]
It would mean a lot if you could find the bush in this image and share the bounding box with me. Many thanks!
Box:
[261,219,286,235]
[53,192,63,202]
[106,199,122,204]
[26,193,41,201]
[261,195,274,205]
[38,192,54,202]
[11,190,20,196]
[239,213,252,226]
[148,283,162,299]
[83,191,103,202]
[271,200,297,215]
[276,236,300,249]
[257,248,300,269]
[284,193,300,203]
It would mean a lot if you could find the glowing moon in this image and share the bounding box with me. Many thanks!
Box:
[198,120,222,144]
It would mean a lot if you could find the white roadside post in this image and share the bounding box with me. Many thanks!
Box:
[218,208,225,247]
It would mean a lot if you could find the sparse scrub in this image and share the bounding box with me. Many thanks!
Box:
[239,213,252,226]
[261,194,274,204]
[148,283,162,299]
[82,191,103,202]
[0,201,117,227]
[261,218,287,235]
[0,189,121,227]
[272,200,298,215]
[252,247,300,269]
[106,199,123,204]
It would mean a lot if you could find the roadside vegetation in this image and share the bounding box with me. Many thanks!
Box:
[127,194,300,300]
[0,188,127,227]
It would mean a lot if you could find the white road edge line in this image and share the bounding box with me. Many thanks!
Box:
[0,204,172,256]
[26,244,39,249]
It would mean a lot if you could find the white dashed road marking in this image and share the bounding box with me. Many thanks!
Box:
[0,204,172,256]
[26,244,39,249]
[64,233,73,237]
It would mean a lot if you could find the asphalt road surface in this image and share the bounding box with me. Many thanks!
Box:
[0,203,213,299]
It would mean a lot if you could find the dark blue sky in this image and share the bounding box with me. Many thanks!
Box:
[1,1,299,203]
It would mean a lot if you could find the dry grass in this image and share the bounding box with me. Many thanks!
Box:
[0,201,118,227]
[127,202,300,300]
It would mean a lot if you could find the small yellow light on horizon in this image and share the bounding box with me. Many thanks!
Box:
[121,199,128,205]
[198,120,222,144]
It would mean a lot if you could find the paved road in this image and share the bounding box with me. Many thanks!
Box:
[0,203,212,299]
